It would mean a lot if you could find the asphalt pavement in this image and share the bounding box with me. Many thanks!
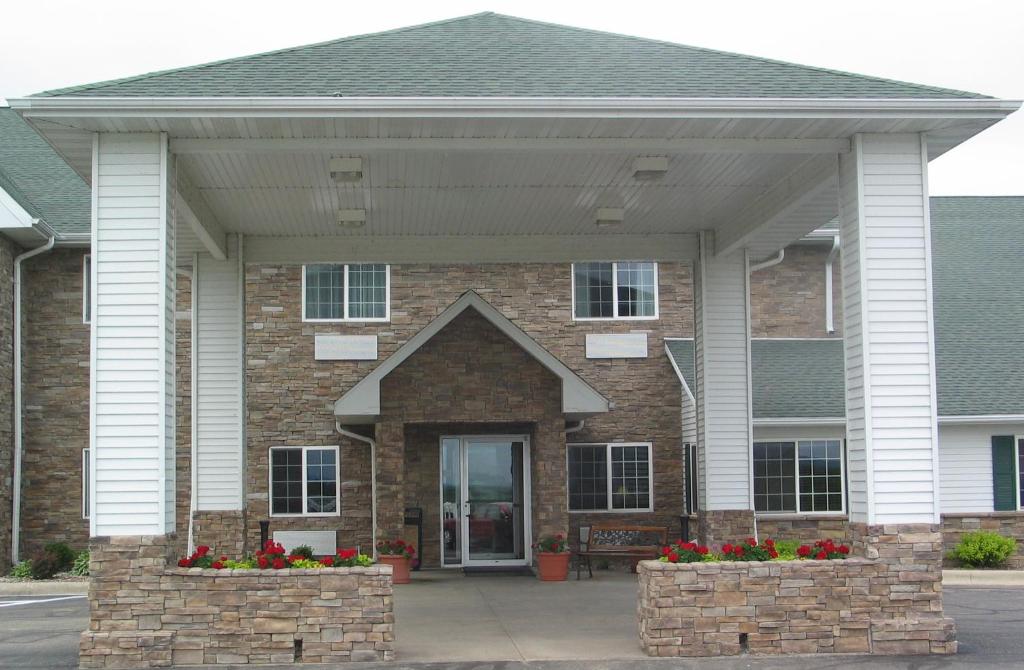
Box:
[0,587,1021,669]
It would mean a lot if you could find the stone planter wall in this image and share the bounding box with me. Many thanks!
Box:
[941,512,1024,568]
[638,525,955,657]
[79,535,394,668]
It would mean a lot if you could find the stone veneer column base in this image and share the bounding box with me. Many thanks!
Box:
[192,510,247,556]
[80,534,395,667]
[697,509,756,548]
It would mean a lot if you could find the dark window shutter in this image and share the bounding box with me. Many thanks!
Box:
[991,435,1018,511]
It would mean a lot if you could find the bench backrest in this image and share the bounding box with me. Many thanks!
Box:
[586,524,668,552]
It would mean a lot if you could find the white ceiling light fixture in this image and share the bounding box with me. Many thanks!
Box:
[632,156,669,181]
[595,208,625,227]
[336,208,367,228]
[329,157,364,182]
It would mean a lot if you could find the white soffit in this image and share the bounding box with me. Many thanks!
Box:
[334,290,610,423]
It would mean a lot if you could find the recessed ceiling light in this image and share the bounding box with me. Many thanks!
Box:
[633,156,669,181]
[595,208,624,227]
[336,208,366,228]
[330,157,363,183]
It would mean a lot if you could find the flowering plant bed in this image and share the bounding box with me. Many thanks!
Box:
[533,533,569,553]
[659,540,709,563]
[720,537,778,561]
[796,538,850,560]
[376,538,416,558]
[175,540,372,570]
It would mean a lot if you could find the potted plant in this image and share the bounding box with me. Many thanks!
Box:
[533,533,570,581]
[376,539,415,584]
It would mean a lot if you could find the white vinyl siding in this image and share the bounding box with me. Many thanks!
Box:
[90,132,176,536]
[838,133,939,525]
[937,424,1024,513]
[694,235,752,511]
[194,246,244,510]
[302,263,389,322]
[269,446,340,517]
[572,262,658,320]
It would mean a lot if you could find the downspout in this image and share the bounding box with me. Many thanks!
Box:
[825,233,841,334]
[564,420,585,435]
[749,249,784,273]
[184,258,197,555]
[11,233,56,564]
[335,422,376,557]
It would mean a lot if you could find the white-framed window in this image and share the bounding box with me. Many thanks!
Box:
[567,442,653,512]
[753,439,846,514]
[301,264,389,322]
[571,262,658,320]
[83,254,92,324]
[269,446,340,517]
[82,448,90,519]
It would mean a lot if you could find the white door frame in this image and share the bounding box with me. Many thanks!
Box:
[438,434,532,568]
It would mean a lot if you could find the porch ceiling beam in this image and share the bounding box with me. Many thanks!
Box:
[176,169,227,261]
[169,137,850,155]
[712,153,838,257]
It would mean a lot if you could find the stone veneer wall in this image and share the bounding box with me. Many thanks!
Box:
[697,510,756,548]
[245,262,690,553]
[79,535,394,667]
[755,515,851,544]
[192,510,247,558]
[20,248,90,556]
[750,244,842,338]
[0,236,17,569]
[638,524,954,657]
[941,512,1024,568]
[174,273,192,557]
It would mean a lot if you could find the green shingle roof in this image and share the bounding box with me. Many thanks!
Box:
[0,108,90,236]
[665,339,695,392]
[932,196,1024,416]
[38,13,986,99]
[751,339,846,418]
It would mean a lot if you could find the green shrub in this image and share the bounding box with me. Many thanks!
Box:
[290,545,315,560]
[44,542,76,572]
[222,558,257,569]
[949,531,1017,568]
[772,539,801,561]
[30,550,64,580]
[10,560,32,579]
[71,551,90,577]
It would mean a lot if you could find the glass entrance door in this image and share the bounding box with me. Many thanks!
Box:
[440,435,531,567]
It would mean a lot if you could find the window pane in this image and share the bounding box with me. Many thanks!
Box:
[615,262,656,317]
[797,440,844,512]
[752,441,796,512]
[305,265,344,319]
[271,449,303,514]
[568,445,608,510]
[573,263,613,318]
[83,256,92,323]
[348,264,387,319]
[306,448,338,513]
[82,448,90,518]
[611,445,650,510]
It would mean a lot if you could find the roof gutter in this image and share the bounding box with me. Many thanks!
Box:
[9,96,1020,120]
[11,227,56,564]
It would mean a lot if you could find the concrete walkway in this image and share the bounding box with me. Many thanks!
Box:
[394,570,644,662]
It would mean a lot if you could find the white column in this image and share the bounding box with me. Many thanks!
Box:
[89,133,176,536]
[694,232,753,511]
[193,236,245,510]
[839,133,940,526]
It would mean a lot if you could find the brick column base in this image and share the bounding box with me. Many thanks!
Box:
[192,510,247,556]
[697,509,756,548]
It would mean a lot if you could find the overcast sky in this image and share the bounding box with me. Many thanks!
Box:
[1,0,1020,195]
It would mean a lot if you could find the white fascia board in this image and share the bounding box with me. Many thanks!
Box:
[9,96,1021,119]
[753,417,847,426]
[0,184,35,229]
[663,341,695,404]
[938,414,1024,425]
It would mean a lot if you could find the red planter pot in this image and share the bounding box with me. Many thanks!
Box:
[536,552,570,581]
[378,555,412,584]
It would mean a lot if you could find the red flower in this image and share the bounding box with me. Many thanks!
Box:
[178,558,192,568]
[764,539,775,548]
[320,556,334,567]
[838,545,850,555]
[769,550,779,559]
[797,545,811,557]
[815,551,828,560]
[668,552,679,563]
[733,546,745,557]
[220,555,228,562]
[338,548,357,560]
[211,561,224,570]
[288,555,303,563]
[257,556,269,569]
[395,539,405,546]
[722,543,733,554]
[196,546,210,557]
[697,546,709,555]
[407,545,416,556]
[661,546,671,556]
[272,557,286,569]
[746,537,757,547]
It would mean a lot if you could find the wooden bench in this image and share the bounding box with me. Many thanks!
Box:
[576,523,668,579]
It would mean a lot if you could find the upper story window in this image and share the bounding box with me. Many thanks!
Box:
[302,264,389,322]
[572,262,658,320]
[83,254,92,324]
[753,439,845,514]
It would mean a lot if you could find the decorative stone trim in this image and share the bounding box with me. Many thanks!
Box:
[638,525,955,657]
[79,535,394,667]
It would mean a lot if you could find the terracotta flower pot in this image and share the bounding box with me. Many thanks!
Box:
[536,552,570,581]
[378,555,411,584]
